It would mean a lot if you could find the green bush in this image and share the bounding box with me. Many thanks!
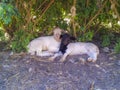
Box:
[114,38,120,53]
[0,27,5,41]
[0,0,120,53]
[0,2,19,25]
[101,33,114,47]
[11,30,32,53]
[101,35,111,47]
[78,31,94,42]
[0,1,20,39]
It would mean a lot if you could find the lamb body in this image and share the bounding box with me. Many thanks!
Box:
[27,28,62,56]
[60,42,99,62]
[49,33,99,62]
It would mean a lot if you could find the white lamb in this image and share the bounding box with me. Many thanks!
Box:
[27,27,62,56]
[49,33,99,62]
[59,42,99,62]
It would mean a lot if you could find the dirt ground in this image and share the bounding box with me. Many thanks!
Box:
[0,42,120,90]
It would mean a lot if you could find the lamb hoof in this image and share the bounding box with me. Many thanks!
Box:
[87,58,96,62]
[59,59,65,62]
[79,58,86,64]
[92,60,96,62]
[87,57,92,61]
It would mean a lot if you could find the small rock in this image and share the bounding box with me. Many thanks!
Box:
[94,88,103,90]
[9,51,14,55]
[69,58,76,63]
[109,55,117,60]
[117,60,120,66]
[110,48,114,53]
[103,47,110,53]
[26,60,30,63]
[28,67,33,72]
[2,64,10,68]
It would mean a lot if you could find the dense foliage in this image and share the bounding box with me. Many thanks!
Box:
[0,0,120,53]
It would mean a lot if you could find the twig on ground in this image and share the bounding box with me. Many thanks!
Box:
[89,81,95,90]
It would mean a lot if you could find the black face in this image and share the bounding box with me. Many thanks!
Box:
[59,33,76,54]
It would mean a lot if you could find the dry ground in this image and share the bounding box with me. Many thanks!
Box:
[0,42,120,90]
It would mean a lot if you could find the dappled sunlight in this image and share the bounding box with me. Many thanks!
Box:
[117,21,120,25]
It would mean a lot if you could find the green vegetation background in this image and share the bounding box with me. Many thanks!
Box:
[0,0,120,53]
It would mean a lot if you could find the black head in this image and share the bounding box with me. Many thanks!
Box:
[60,33,76,46]
[59,33,76,54]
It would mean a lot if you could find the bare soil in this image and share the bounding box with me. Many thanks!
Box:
[0,42,120,90]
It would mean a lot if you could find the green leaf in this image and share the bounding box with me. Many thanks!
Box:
[3,16,11,25]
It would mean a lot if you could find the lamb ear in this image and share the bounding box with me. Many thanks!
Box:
[70,36,76,40]
[60,35,63,39]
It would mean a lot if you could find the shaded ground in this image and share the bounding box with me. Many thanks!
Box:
[0,43,120,90]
